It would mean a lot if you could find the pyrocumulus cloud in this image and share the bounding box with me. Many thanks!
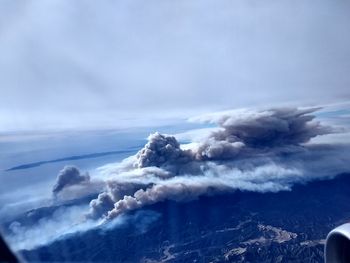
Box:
[83,107,350,220]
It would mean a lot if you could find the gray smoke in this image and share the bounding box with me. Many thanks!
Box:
[218,108,328,145]
[107,182,212,219]
[194,107,332,160]
[195,139,245,161]
[135,132,193,168]
[105,163,303,219]
[133,108,332,164]
[85,107,349,220]
[52,166,90,196]
[88,180,150,218]
[88,192,114,219]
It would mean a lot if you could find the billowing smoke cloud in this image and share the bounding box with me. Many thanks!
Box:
[194,107,332,160]
[80,107,349,220]
[132,108,332,164]
[88,181,149,219]
[135,132,193,168]
[88,192,115,219]
[106,163,302,219]
[52,166,90,196]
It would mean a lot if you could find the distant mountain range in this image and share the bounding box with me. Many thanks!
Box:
[5,148,140,171]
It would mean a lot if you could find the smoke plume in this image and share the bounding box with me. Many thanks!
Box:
[52,166,90,196]
[76,107,349,220]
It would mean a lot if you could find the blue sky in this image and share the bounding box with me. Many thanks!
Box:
[0,0,350,132]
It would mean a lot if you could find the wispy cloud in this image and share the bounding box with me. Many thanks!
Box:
[1,0,350,131]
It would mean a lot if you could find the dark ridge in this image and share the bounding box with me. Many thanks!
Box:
[5,148,140,172]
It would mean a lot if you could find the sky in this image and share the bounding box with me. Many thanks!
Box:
[0,0,350,132]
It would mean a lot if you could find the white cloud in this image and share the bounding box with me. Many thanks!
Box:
[0,0,350,131]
